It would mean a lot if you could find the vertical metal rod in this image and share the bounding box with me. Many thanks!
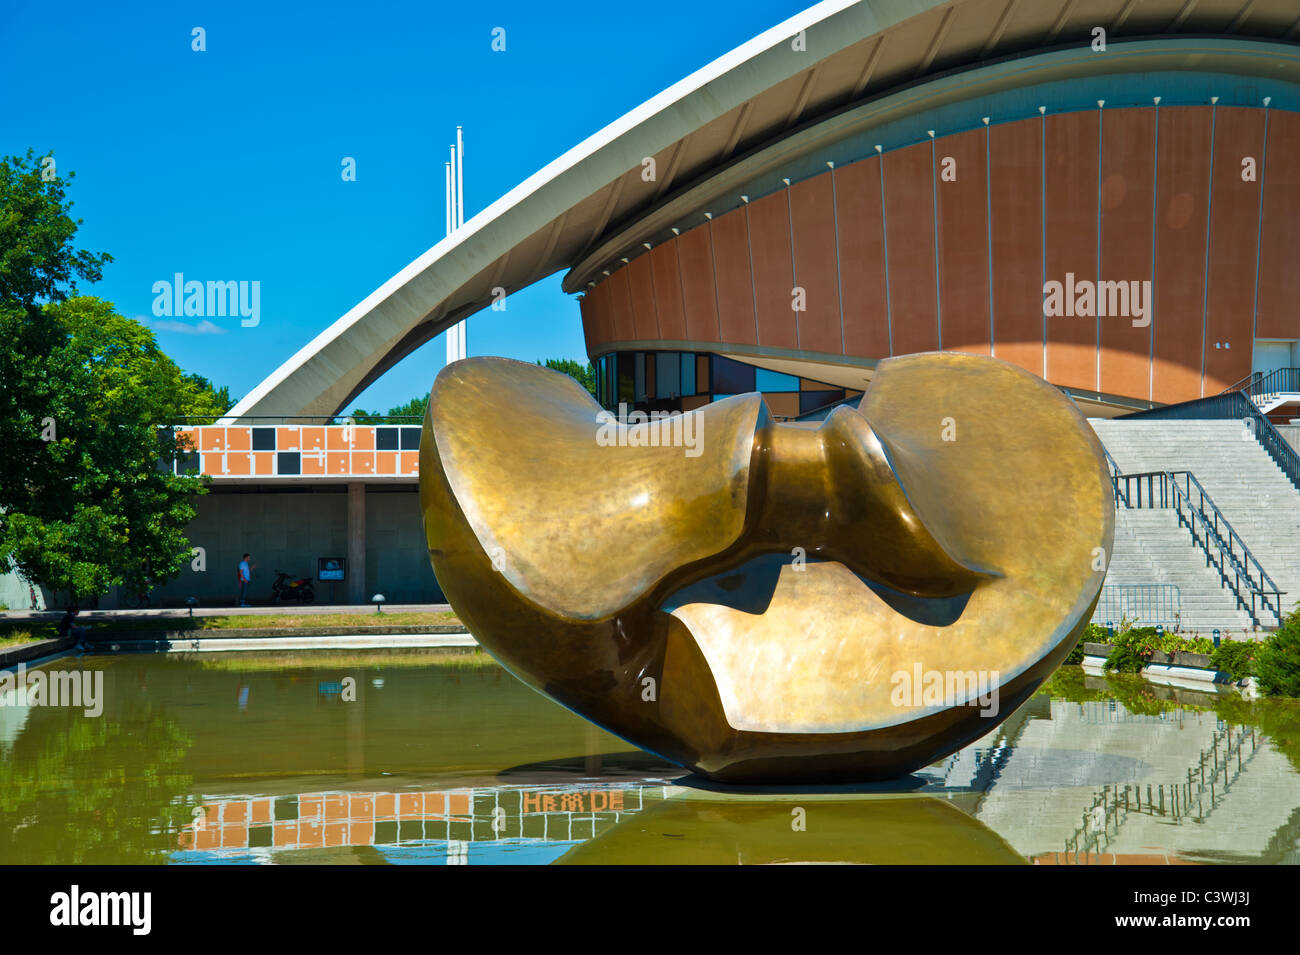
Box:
[450,144,459,231]
[456,126,465,229]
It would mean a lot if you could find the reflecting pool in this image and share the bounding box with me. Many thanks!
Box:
[2,649,1299,864]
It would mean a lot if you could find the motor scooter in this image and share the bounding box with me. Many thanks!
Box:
[271,570,316,603]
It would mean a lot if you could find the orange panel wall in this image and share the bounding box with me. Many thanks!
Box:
[574,104,1281,409]
[1099,108,1156,401]
[609,267,637,343]
[935,127,990,355]
[579,277,609,356]
[1257,109,1300,341]
[1203,107,1265,392]
[1151,107,1213,404]
[884,142,940,355]
[789,173,843,356]
[989,117,1044,377]
[747,190,798,350]
[650,243,687,341]
[626,255,659,340]
[677,223,721,342]
[710,211,759,345]
[835,157,891,359]
[1044,110,1100,392]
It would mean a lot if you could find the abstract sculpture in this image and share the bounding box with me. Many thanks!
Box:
[420,352,1113,782]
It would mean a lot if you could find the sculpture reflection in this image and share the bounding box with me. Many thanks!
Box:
[555,793,1026,865]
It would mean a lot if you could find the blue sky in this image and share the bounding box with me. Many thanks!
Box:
[2,0,806,412]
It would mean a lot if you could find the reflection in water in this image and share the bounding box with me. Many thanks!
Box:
[556,795,1025,864]
[2,650,1299,864]
[0,692,196,864]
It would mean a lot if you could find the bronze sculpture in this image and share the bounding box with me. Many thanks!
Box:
[420,352,1112,782]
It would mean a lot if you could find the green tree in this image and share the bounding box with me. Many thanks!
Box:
[0,150,224,606]
[349,393,428,424]
[0,149,112,308]
[1,298,218,604]
[540,357,596,398]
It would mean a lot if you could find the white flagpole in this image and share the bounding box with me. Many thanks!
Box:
[449,144,458,232]
[456,126,465,229]
[444,161,452,236]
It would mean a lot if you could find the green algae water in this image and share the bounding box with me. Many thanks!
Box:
[2,649,1299,864]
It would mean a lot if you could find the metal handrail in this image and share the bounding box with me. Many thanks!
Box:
[1220,371,1263,395]
[1100,444,1127,507]
[1112,468,1284,627]
[1120,390,1300,494]
[1248,367,1300,400]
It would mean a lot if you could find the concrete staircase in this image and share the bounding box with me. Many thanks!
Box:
[1089,419,1300,632]
[1100,509,1255,632]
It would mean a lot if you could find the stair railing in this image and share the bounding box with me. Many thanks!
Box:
[1112,469,1284,627]
[1120,390,1300,495]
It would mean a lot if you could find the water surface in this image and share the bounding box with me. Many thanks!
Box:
[2,649,1298,864]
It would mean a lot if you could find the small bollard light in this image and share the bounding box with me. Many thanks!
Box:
[1156,624,1164,637]
[186,596,198,618]
[1213,629,1221,648]
[1106,621,1114,637]
[372,593,386,615]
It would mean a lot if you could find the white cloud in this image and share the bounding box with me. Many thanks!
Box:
[146,318,227,335]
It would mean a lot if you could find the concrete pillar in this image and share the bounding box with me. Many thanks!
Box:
[348,482,366,605]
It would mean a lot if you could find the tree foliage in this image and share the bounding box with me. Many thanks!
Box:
[539,357,596,398]
[349,393,428,424]
[0,149,111,309]
[0,150,228,605]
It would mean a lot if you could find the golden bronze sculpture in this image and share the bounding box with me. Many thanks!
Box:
[420,352,1112,782]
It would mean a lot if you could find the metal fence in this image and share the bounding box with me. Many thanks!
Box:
[1092,584,1183,629]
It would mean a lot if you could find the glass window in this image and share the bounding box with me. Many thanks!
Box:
[618,353,635,405]
[755,368,800,392]
[680,353,695,395]
[376,427,400,451]
[657,351,680,398]
[799,390,845,415]
[635,353,646,402]
[711,355,755,394]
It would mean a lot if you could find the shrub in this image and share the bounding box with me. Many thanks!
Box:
[1210,638,1257,682]
[1065,623,1109,664]
[1104,626,1159,673]
[1256,610,1300,698]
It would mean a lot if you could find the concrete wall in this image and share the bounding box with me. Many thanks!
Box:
[147,485,442,609]
[0,485,444,611]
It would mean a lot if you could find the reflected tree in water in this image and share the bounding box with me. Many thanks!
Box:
[0,705,195,863]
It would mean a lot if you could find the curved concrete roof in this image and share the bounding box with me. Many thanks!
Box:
[228,0,1300,420]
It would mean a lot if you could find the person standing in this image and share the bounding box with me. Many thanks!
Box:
[237,553,254,607]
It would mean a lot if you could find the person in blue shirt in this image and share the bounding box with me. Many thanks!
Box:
[237,553,254,607]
